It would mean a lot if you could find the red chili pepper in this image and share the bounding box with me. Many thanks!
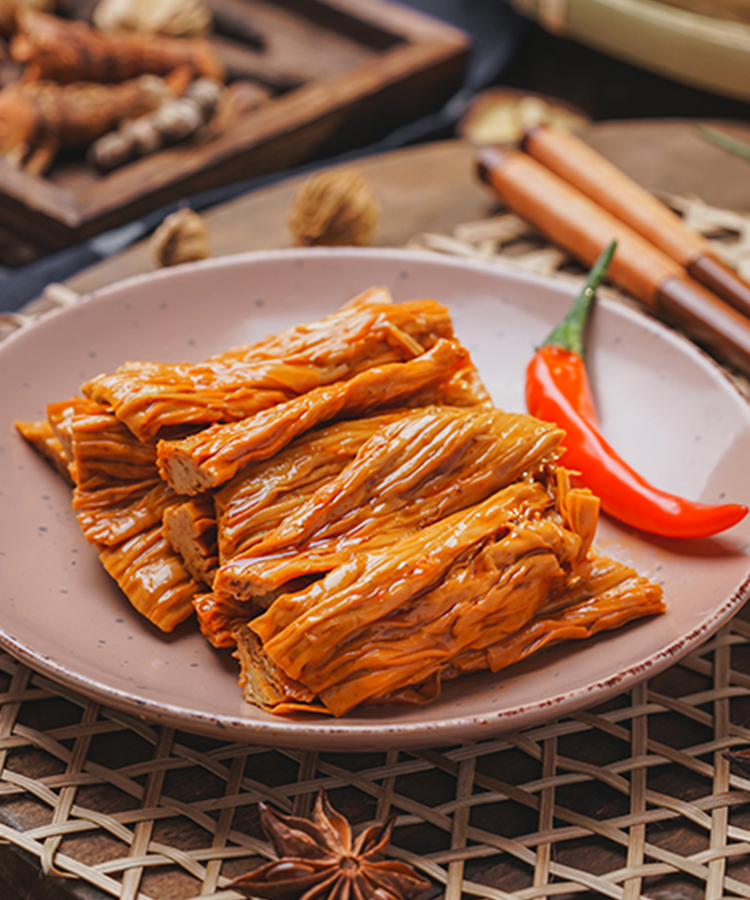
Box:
[525,242,748,539]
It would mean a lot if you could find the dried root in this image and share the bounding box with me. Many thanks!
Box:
[0,0,54,36]
[11,7,224,83]
[89,76,222,170]
[0,73,172,173]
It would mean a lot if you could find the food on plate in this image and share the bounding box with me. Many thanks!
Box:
[81,288,459,440]
[51,397,200,629]
[157,338,471,495]
[97,521,200,631]
[162,495,218,586]
[211,406,566,606]
[442,555,665,678]
[233,506,663,716]
[526,242,749,538]
[16,284,665,716]
[14,419,72,484]
[238,470,601,716]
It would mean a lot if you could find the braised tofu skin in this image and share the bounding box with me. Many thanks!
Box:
[16,287,665,714]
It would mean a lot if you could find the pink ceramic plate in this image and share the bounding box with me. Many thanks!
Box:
[2,248,750,750]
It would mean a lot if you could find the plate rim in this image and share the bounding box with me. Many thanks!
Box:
[3,245,750,749]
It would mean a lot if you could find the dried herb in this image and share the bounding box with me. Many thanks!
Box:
[91,77,223,172]
[287,168,379,247]
[230,790,430,900]
[150,208,210,268]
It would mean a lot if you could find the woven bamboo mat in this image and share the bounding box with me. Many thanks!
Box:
[2,197,750,900]
[2,618,750,900]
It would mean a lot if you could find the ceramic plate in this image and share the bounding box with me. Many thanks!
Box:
[2,248,750,750]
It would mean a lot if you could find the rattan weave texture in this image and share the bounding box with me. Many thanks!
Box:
[1,615,750,900]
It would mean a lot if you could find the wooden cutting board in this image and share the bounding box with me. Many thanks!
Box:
[64,117,750,298]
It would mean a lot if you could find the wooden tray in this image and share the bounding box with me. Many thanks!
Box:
[0,0,468,267]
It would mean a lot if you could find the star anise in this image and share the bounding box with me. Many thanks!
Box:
[229,789,430,900]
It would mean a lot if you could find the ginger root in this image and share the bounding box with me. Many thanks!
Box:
[0,73,172,173]
[89,76,222,170]
[11,7,224,83]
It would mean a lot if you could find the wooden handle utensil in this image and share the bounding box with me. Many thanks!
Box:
[477,146,750,377]
[522,125,750,319]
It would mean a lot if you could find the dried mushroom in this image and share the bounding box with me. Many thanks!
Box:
[460,90,588,146]
[287,168,379,247]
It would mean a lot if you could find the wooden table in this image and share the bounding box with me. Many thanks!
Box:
[64,119,750,299]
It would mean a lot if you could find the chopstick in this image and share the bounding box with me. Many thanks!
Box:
[476,144,750,378]
[522,125,750,320]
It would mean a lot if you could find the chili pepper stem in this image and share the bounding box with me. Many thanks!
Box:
[542,241,617,357]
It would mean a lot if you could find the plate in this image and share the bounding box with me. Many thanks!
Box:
[2,247,750,750]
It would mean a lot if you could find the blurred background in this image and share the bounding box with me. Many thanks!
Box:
[0,0,748,310]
